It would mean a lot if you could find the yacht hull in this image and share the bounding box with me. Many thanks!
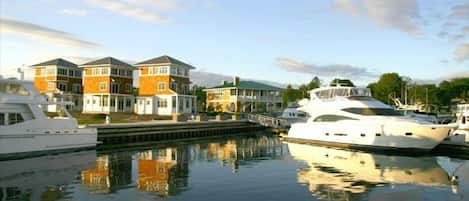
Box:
[0,128,97,160]
[287,121,453,151]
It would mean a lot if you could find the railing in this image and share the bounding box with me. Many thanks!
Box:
[247,114,288,129]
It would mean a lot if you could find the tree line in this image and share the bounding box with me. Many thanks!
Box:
[282,73,469,111]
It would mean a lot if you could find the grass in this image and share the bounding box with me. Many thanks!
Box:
[70,112,172,125]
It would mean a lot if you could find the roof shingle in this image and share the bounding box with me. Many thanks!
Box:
[80,57,135,68]
[31,58,78,68]
[135,55,195,69]
[207,81,283,91]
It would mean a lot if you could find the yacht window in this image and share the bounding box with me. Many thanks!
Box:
[314,115,357,122]
[342,108,402,116]
[0,82,30,96]
[8,113,24,125]
[0,113,4,125]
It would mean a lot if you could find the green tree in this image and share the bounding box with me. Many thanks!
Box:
[193,85,206,112]
[368,73,403,104]
[282,84,302,108]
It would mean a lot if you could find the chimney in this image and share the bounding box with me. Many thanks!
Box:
[233,76,240,86]
[221,80,227,85]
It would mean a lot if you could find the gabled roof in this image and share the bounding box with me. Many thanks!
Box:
[135,55,195,69]
[31,58,78,68]
[206,81,284,91]
[80,57,135,69]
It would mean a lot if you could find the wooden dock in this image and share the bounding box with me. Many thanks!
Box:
[89,120,267,145]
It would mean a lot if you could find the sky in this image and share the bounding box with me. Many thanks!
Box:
[0,0,468,87]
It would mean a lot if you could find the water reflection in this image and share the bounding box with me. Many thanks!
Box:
[79,135,285,197]
[0,150,96,201]
[287,142,454,201]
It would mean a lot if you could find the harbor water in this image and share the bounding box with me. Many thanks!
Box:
[1,132,468,201]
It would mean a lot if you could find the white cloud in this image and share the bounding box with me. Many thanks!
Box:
[124,0,180,10]
[454,43,469,63]
[276,57,377,79]
[449,1,469,20]
[0,17,101,49]
[85,0,171,23]
[334,0,422,35]
[60,8,88,16]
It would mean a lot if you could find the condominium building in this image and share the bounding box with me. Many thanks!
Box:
[30,58,83,111]
[80,57,135,113]
[204,77,283,113]
[134,55,196,115]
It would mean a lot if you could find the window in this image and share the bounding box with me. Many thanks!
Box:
[46,68,55,75]
[57,68,67,76]
[127,70,132,77]
[99,82,107,91]
[158,82,166,91]
[101,67,109,75]
[68,70,74,77]
[184,69,188,76]
[0,113,4,125]
[48,82,56,91]
[147,100,151,105]
[158,99,167,108]
[111,68,118,75]
[76,70,82,78]
[126,99,131,107]
[177,67,183,75]
[8,113,24,125]
[170,67,177,75]
[159,67,168,74]
[111,83,119,93]
[314,115,357,122]
[149,67,154,74]
[58,83,67,91]
[170,82,177,91]
[186,99,190,108]
[72,84,81,93]
[119,69,126,76]
[334,133,347,136]
[126,83,132,92]
[230,89,237,96]
[102,96,108,106]
[110,97,115,107]
[342,108,402,116]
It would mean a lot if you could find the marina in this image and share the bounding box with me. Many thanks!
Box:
[1,134,468,201]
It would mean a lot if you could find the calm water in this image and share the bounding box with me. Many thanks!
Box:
[1,133,468,201]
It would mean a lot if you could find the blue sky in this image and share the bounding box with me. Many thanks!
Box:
[0,0,468,87]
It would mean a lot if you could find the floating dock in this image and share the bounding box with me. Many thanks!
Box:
[88,120,267,145]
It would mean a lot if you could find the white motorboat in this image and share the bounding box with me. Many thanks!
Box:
[0,79,98,159]
[286,83,455,151]
[452,104,469,141]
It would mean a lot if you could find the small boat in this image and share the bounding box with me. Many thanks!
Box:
[285,81,455,152]
[0,79,98,159]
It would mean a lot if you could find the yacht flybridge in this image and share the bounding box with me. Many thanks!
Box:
[0,79,97,159]
[286,83,455,151]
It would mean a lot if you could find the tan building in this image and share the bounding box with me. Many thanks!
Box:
[30,58,83,111]
[80,57,136,113]
[134,55,196,115]
[203,77,283,113]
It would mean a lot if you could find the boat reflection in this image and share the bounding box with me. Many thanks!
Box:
[0,150,96,201]
[80,135,285,197]
[287,142,452,201]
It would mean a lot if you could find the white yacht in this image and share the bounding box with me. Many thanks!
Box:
[286,83,455,151]
[0,79,97,159]
[452,104,469,141]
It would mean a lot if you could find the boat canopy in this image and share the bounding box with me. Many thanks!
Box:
[311,87,371,100]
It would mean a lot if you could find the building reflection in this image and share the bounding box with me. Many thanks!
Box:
[80,135,286,196]
[81,152,132,194]
[287,142,452,201]
[136,147,189,197]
